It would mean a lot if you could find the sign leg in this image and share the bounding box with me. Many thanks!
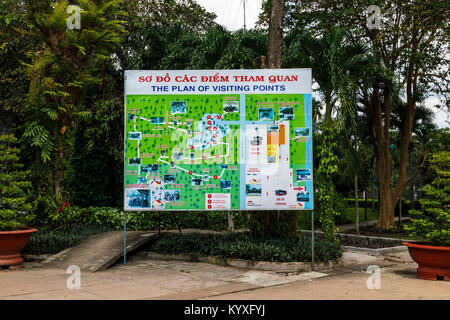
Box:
[311,210,314,271]
[124,211,127,265]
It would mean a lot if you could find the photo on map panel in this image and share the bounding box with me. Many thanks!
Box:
[128,113,135,120]
[296,169,311,181]
[128,158,141,166]
[279,107,294,120]
[267,156,276,163]
[295,128,310,137]
[150,117,164,124]
[173,153,183,160]
[170,101,187,115]
[164,175,175,184]
[220,180,231,190]
[191,178,203,186]
[138,177,146,184]
[165,190,180,201]
[223,101,239,114]
[258,108,274,121]
[297,191,310,202]
[246,184,262,196]
[125,189,151,209]
[268,125,279,132]
[128,132,142,140]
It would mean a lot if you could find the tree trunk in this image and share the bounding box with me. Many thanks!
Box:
[324,92,332,126]
[267,0,285,69]
[364,189,367,220]
[376,147,395,229]
[227,211,234,232]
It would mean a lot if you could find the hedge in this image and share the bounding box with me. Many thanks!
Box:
[149,232,343,263]
[22,224,113,255]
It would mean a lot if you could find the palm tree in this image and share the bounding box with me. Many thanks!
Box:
[284,26,368,126]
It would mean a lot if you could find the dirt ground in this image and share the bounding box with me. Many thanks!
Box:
[0,249,449,300]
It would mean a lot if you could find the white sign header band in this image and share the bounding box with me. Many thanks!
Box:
[125,69,312,95]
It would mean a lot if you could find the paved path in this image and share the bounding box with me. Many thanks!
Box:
[40,231,158,272]
[1,249,448,300]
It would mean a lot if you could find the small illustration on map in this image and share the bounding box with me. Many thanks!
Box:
[128,158,141,166]
[250,136,263,146]
[191,178,203,186]
[297,191,310,202]
[128,132,142,140]
[171,101,187,114]
[164,175,175,184]
[296,169,311,181]
[223,101,239,114]
[246,184,262,196]
[268,125,279,132]
[220,180,231,190]
[258,108,274,121]
[279,107,294,120]
[295,128,310,137]
[138,177,146,184]
[125,189,151,209]
[165,190,180,201]
[173,153,183,161]
[128,113,135,120]
[150,117,163,124]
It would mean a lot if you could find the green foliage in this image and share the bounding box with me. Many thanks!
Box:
[405,151,450,246]
[248,211,298,239]
[22,0,126,206]
[150,232,343,263]
[315,128,340,242]
[0,0,33,127]
[29,205,249,232]
[0,134,34,231]
[22,224,113,255]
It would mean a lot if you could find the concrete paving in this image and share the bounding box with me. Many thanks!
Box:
[1,249,449,300]
[40,231,158,272]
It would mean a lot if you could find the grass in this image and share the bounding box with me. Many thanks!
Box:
[336,207,379,224]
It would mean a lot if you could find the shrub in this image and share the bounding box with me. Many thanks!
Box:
[405,151,450,246]
[22,224,114,255]
[32,205,250,232]
[0,134,34,231]
[149,232,343,263]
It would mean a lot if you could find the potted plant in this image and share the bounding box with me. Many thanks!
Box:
[0,133,36,269]
[403,151,450,281]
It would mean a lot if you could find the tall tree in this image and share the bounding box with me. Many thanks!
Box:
[22,0,126,206]
[267,0,285,68]
[294,0,449,229]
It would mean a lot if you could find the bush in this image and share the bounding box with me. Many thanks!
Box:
[0,134,34,231]
[32,205,250,232]
[149,232,343,263]
[22,224,113,255]
[405,151,450,246]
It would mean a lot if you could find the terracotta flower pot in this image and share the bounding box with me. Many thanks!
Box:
[0,228,37,268]
[403,242,450,281]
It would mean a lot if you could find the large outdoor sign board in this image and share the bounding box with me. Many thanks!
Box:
[124,69,313,211]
